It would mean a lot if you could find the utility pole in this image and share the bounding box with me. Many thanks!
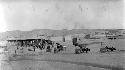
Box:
[62,29,67,42]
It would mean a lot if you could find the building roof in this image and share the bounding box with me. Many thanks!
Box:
[7,36,47,41]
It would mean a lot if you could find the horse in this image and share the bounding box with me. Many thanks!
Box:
[82,48,90,53]
[54,43,64,53]
[100,46,116,53]
[75,47,90,54]
[106,46,116,51]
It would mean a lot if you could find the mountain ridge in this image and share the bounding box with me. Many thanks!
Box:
[0,29,123,41]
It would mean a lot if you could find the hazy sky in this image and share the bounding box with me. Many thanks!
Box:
[0,0,124,32]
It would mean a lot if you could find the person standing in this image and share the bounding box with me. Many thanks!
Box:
[63,45,67,51]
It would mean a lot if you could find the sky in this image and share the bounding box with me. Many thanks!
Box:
[0,0,124,32]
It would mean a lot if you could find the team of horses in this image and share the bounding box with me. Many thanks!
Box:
[72,38,117,54]
[74,43,116,54]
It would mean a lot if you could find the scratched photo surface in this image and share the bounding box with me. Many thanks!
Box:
[0,0,124,70]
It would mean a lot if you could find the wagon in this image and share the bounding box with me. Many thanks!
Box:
[75,46,90,54]
[100,46,116,53]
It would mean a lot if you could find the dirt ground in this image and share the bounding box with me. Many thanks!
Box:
[0,51,124,70]
[1,39,125,70]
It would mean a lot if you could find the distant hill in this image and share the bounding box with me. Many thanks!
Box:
[0,29,123,41]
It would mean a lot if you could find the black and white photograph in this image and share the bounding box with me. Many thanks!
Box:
[0,0,124,70]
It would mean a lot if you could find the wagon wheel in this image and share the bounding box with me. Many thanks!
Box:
[100,48,107,53]
[75,49,81,54]
[54,48,58,53]
[107,49,111,52]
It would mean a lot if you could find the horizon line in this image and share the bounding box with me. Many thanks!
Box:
[0,28,124,33]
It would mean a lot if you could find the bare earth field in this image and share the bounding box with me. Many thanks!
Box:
[0,39,125,70]
[0,51,124,70]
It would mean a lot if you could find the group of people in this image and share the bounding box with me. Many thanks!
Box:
[24,39,67,53]
[29,39,67,53]
[46,42,67,53]
[7,39,67,55]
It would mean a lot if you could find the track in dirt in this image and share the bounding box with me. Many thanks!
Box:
[10,58,125,70]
